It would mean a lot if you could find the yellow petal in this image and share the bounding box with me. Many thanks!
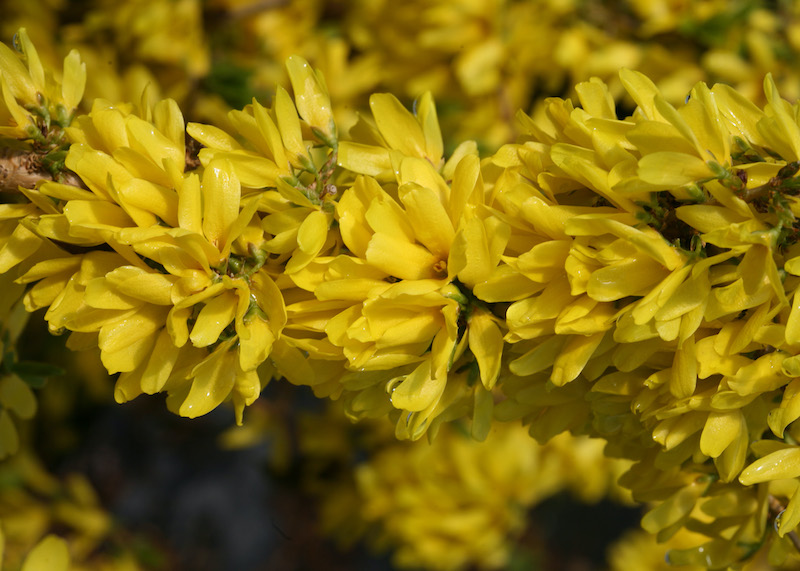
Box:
[712,82,766,146]
[728,352,788,396]
[101,331,157,375]
[275,85,306,164]
[550,331,605,386]
[84,277,139,310]
[15,29,43,92]
[619,68,662,121]
[202,159,241,250]
[786,289,800,345]
[587,255,667,301]
[176,172,202,233]
[390,359,445,412]
[167,306,192,347]
[762,73,800,161]
[21,535,70,571]
[153,98,185,150]
[252,99,289,171]
[449,218,492,288]
[238,316,276,371]
[126,114,183,168]
[365,193,414,243]
[105,266,175,305]
[98,306,163,355]
[449,153,481,225]
[550,143,636,212]
[232,367,261,425]
[369,92,426,158]
[180,344,237,418]
[714,419,748,482]
[296,209,328,255]
[700,410,743,458]
[638,152,714,186]
[670,337,697,398]
[415,91,443,164]
[141,328,181,394]
[61,49,86,110]
[398,182,454,258]
[398,157,450,199]
[468,311,503,389]
[186,121,241,151]
[285,55,335,140]
[365,233,439,280]
[769,378,800,437]
[0,223,42,273]
[0,38,36,102]
[190,290,237,347]
[779,484,800,537]
[739,447,800,485]
[471,385,493,442]
[208,151,281,188]
[641,478,707,534]
[118,178,179,227]
[270,339,315,386]
[337,141,392,177]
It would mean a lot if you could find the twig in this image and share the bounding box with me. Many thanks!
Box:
[0,148,83,191]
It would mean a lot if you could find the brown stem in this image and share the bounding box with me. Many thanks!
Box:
[768,494,800,553]
[736,181,775,205]
[0,148,83,191]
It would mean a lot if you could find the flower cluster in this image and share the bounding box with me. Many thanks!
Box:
[353,425,620,571]
[7,14,800,569]
[487,71,800,567]
[6,0,800,151]
[282,402,628,571]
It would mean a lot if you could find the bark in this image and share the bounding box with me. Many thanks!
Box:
[0,147,83,192]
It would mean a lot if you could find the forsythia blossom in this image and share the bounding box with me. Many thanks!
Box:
[9,19,800,570]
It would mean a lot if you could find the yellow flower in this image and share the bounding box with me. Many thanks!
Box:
[190,68,341,276]
[286,55,336,144]
[338,91,443,178]
[106,164,287,422]
[320,156,508,436]
[26,95,287,423]
[355,423,544,571]
[0,28,85,141]
[628,74,731,188]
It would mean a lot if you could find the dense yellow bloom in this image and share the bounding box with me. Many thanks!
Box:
[22,96,287,423]
[305,95,509,439]
[349,422,629,570]
[10,13,800,569]
[193,56,340,277]
[482,64,800,564]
